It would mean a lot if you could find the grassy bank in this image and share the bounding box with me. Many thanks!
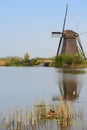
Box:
[0,57,54,67]
[0,54,87,68]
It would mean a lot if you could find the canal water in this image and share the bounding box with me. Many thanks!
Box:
[0,67,87,130]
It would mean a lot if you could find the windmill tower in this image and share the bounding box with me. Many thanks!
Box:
[52,4,86,59]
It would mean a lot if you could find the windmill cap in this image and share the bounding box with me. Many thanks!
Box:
[63,30,78,39]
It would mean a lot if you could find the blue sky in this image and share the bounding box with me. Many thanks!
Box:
[0,0,87,58]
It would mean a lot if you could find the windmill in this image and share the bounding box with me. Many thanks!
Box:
[52,4,86,59]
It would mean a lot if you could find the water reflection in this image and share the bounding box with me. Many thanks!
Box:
[59,74,79,100]
[58,69,86,75]
[53,69,86,101]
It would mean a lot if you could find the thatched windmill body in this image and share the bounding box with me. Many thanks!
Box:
[52,4,86,59]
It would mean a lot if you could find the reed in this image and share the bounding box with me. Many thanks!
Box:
[1,99,86,130]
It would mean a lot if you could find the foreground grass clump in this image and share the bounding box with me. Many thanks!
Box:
[1,99,73,130]
[34,99,72,127]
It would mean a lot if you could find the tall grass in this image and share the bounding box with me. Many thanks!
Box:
[0,99,86,130]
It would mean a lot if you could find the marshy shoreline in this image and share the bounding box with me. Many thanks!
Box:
[0,54,87,68]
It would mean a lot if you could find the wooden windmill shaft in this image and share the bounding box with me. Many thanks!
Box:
[61,30,79,54]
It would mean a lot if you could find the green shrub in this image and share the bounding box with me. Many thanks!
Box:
[52,53,85,67]
[73,54,84,65]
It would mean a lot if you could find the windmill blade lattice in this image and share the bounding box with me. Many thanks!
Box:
[77,36,86,59]
[56,4,68,56]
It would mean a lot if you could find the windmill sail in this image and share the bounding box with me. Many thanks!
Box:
[77,36,86,59]
[56,4,68,56]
